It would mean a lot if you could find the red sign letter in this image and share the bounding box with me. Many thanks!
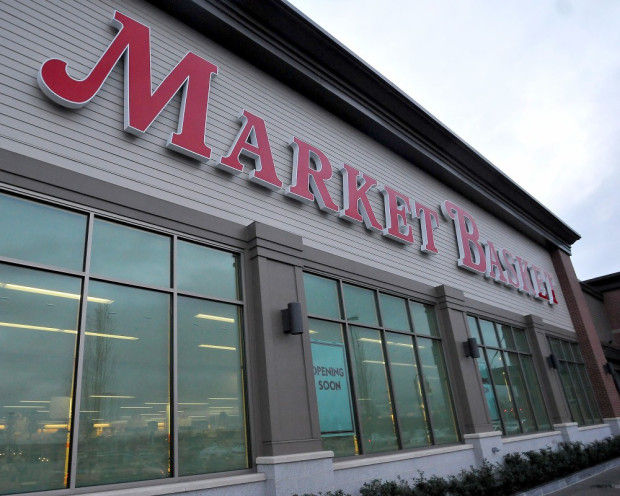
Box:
[285,138,339,212]
[482,240,508,284]
[338,164,382,231]
[501,249,521,289]
[379,186,414,244]
[218,110,282,190]
[414,201,439,254]
[38,11,218,161]
[441,200,486,273]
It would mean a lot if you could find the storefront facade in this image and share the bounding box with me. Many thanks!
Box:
[0,1,618,495]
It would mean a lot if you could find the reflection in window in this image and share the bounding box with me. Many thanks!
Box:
[0,193,86,271]
[0,193,248,492]
[77,282,170,486]
[349,326,397,453]
[468,316,550,435]
[386,333,430,448]
[0,264,80,494]
[177,241,239,300]
[90,220,171,287]
[177,297,247,475]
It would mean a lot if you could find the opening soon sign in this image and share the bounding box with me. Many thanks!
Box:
[311,341,355,435]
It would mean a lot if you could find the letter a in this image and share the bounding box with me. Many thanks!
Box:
[38,11,218,161]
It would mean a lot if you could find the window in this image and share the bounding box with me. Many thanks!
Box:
[467,316,550,435]
[549,337,601,426]
[0,191,248,494]
[304,273,459,458]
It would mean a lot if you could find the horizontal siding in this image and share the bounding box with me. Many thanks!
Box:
[0,0,574,330]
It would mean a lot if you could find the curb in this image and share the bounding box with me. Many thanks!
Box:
[515,457,620,495]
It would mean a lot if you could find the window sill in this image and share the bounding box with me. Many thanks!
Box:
[578,423,609,431]
[82,473,266,496]
[502,430,561,443]
[333,444,473,470]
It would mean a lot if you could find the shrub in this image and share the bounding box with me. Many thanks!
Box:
[298,435,620,496]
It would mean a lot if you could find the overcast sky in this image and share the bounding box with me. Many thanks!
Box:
[288,0,619,281]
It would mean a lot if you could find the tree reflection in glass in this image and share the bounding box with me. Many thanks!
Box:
[0,264,80,494]
[76,282,170,487]
[177,297,247,475]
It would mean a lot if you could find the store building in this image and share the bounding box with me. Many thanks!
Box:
[0,1,619,495]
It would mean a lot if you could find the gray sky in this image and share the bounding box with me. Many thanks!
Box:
[288,0,619,280]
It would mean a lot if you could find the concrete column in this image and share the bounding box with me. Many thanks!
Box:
[463,431,503,465]
[434,285,494,434]
[603,417,620,437]
[256,452,334,496]
[525,314,572,424]
[553,422,580,443]
[245,222,323,457]
[551,250,620,418]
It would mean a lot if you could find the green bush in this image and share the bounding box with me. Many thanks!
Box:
[296,435,620,496]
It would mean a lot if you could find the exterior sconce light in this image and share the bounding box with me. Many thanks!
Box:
[547,353,558,369]
[282,302,304,335]
[464,337,480,358]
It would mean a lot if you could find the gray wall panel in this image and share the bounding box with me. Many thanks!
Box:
[0,0,573,330]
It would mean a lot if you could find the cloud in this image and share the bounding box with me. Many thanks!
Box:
[289,0,620,279]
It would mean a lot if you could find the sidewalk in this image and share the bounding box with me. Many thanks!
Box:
[550,464,620,495]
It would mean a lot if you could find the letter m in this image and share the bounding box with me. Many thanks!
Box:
[38,11,218,161]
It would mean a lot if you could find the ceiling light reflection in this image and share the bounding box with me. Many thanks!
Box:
[195,313,235,323]
[198,344,236,351]
[0,282,112,304]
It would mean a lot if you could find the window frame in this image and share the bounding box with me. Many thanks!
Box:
[305,272,460,456]
[467,315,551,436]
[548,336,602,426]
[0,187,252,493]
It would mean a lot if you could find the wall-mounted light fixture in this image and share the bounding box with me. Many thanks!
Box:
[464,337,480,358]
[282,302,304,335]
[547,353,558,369]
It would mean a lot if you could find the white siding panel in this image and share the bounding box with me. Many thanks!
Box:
[0,0,573,330]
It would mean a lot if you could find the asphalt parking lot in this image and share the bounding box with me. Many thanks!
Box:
[550,464,620,495]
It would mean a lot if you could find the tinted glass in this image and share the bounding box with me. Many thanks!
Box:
[177,297,246,475]
[417,337,459,443]
[568,362,594,425]
[521,356,551,430]
[557,361,584,424]
[467,315,480,339]
[410,302,439,337]
[562,341,574,361]
[479,319,499,348]
[572,343,583,362]
[77,282,170,486]
[90,219,170,287]
[476,355,502,431]
[379,293,410,331]
[385,333,430,448]
[343,285,378,326]
[497,325,516,350]
[349,326,397,453]
[303,274,341,319]
[487,349,520,434]
[308,318,344,344]
[505,353,536,432]
[0,264,80,493]
[577,364,601,423]
[309,320,357,457]
[177,241,239,299]
[0,193,86,270]
[512,329,529,352]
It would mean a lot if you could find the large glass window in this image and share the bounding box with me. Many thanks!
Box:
[0,191,248,493]
[549,337,601,426]
[467,316,551,435]
[305,273,459,458]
